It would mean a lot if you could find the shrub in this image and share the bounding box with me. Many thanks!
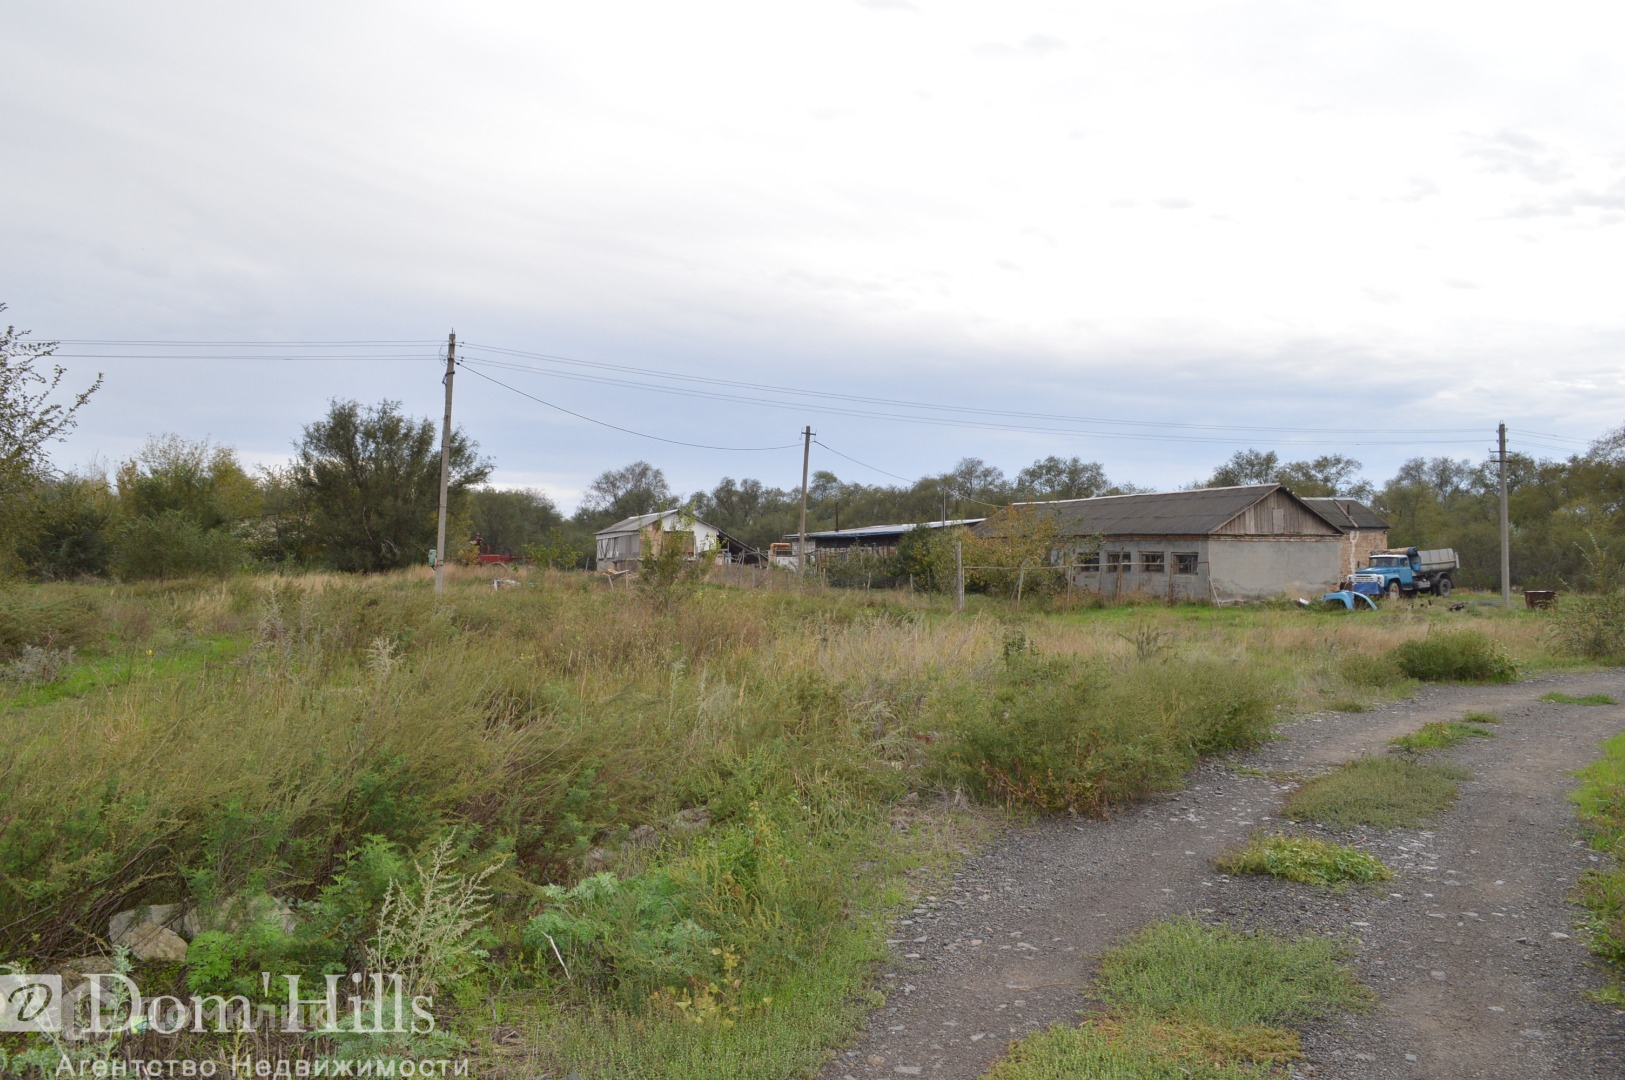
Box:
[941,655,1275,815]
[1390,630,1516,683]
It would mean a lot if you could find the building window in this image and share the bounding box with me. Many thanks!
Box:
[1142,552,1165,573]
[1078,551,1100,572]
[1105,550,1131,570]
[1174,551,1198,575]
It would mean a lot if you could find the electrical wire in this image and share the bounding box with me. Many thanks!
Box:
[457,355,1482,448]
[460,343,1485,438]
[458,362,803,453]
[812,438,1011,510]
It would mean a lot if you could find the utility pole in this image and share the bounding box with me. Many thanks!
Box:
[1497,422,1510,607]
[798,426,813,576]
[434,332,456,595]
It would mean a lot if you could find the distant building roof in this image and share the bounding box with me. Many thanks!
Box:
[798,518,985,541]
[1302,497,1389,532]
[596,511,685,537]
[1003,484,1339,538]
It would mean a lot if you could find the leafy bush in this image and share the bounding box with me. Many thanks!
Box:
[1337,651,1402,688]
[1390,630,1516,683]
[941,654,1275,815]
[1550,535,1625,660]
[112,509,244,580]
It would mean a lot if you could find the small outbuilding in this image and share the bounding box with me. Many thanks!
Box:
[1001,484,1345,602]
[594,510,754,572]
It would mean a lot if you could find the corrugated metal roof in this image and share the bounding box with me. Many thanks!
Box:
[1006,484,1325,537]
[596,510,719,537]
[801,518,985,541]
[1302,497,1389,532]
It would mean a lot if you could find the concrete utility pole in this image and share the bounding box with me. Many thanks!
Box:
[798,426,813,576]
[1497,422,1510,607]
[434,332,456,595]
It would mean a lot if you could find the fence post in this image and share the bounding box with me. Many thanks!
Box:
[955,541,964,613]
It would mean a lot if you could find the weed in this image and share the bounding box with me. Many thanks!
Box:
[1572,730,1625,989]
[1284,756,1468,828]
[1542,691,1617,706]
[1216,833,1393,888]
[988,919,1369,1078]
[0,643,75,685]
[1095,918,1372,1031]
[1389,721,1494,753]
[367,835,504,999]
[1326,698,1370,713]
[1463,710,1501,724]
[1391,630,1517,683]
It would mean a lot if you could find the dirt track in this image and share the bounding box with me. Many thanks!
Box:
[819,671,1625,1080]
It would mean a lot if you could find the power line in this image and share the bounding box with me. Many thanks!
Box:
[460,343,1484,438]
[457,355,1482,447]
[458,363,803,453]
[53,339,442,346]
[813,438,1011,509]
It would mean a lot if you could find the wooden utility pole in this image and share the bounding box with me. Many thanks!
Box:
[1497,422,1510,607]
[434,332,456,595]
[797,426,813,576]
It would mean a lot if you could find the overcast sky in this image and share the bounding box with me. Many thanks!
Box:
[6,1,1623,510]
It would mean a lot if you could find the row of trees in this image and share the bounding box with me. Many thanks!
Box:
[4,306,1623,587]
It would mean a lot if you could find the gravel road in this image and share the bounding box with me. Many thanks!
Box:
[818,670,1625,1080]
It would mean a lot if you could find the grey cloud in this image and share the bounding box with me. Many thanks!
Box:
[1504,172,1625,219]
[1465,129,1570,185]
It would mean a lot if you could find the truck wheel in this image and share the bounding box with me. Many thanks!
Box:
[1436,575,1453,597]
[1386,581,1402,601]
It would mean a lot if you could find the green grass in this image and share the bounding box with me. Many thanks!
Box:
[1388,721,1494,753]
[988,919,1371,1079]
[1326,698,1371,713]
[1463,710,1501,724]
[1216,833,1393,888]
[0,635,245,708]
[1572,730,1625,997]
[1283,756,1468,828]
[1542,691,1617,706]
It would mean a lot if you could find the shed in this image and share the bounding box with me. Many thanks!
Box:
[790,518,986,563]
[1301,498,1390,580]
[594,510,753,571]
[1000,484,1344,602]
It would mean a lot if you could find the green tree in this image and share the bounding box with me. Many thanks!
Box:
[573,461,672,529]
[1014,456,1110,501]
[108,436,261,579]
[468,487,563,554]
[295,399,491,572]
[0,305,102,566]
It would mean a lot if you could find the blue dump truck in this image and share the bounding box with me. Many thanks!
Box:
[1348,547,1459,600]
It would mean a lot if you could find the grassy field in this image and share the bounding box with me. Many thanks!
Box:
[0,569,1569,1075]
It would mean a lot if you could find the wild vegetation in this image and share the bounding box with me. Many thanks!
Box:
[0,570,1566,1075]
[987,918,1372,1079]
[1216,834,1393,889]
[1283,757,1471,829]
[1573,730,1625,1002]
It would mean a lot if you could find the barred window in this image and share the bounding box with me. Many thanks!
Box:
[1174,552,1199,575]
[1105,551,1131,570]
[1078,551,1100,572]
[1142,552,1165,573]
